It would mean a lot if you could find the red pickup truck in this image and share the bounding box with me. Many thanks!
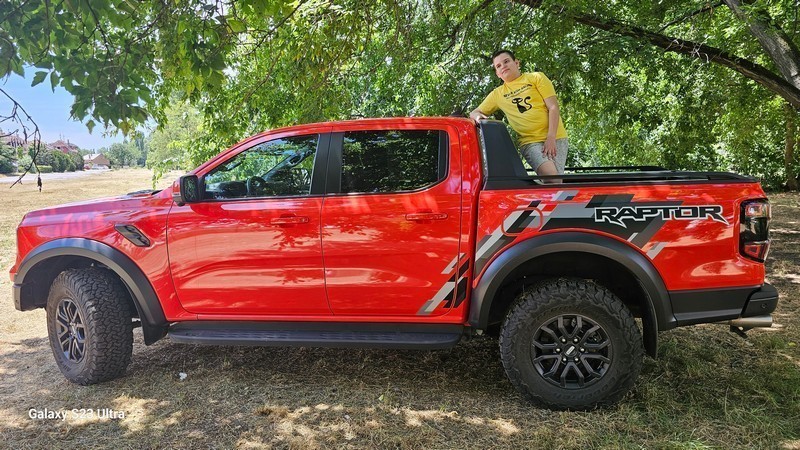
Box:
[11,118,777,410]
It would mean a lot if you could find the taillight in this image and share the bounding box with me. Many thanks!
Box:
[740,199,770,262]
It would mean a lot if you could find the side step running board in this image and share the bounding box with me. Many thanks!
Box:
[168,322,463,350]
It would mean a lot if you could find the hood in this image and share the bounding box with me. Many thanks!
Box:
[21,189,166,224]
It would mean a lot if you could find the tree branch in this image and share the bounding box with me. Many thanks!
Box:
[441,0,496,56]
[510,0,800,109]
[723,0,800,89]
[0,87,44,188]
[659,1,724,32]
[244,0,307,58]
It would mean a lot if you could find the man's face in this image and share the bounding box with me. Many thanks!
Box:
[493,53,521,83]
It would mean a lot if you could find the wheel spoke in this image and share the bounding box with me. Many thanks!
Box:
[537,356,561,377]
[539,324,559,342]
[68,338,77,361]
[534,354,561,365]
[557,316,570,337]
[574,316,583,336]
[68,302,79,323]
[56,315,70,330]
[532,340,558,350]
[57,306,70,324]
[580,358,605,377]
[60,335,71,353]
[74,328,86,344]
[579,325,600,342]
[56,319,70,335]
[73,339,84,360]
[582,353,611,364]
[560,362,585,388]
[584,339,610,351]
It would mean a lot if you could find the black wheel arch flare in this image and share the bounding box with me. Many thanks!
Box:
[468,231,676,357]
[14,238,168,345]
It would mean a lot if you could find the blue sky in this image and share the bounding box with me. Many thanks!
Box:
[1,68,124,151]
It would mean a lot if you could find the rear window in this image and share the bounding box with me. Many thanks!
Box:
[340,130,446,194]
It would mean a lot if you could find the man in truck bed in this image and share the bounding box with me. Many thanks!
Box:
[470,49,569,179]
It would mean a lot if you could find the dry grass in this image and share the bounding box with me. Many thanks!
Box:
[1,170,798,449]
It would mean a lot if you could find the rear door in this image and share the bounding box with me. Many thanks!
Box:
[320,123,464,317]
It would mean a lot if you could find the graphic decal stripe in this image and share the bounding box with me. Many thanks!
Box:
[417,282,456,314]
[418,257,471,315]
[505,200,541,233]
[442,253,466,274]
[476,226,506,260]
[453,277,469,308]
[631,216,668,248]
[553,190,580,201]
[475,235,515,275]
[505,210,534,234]
[647,242,667,259]
[444,262,470,308]
[457,261,469,277]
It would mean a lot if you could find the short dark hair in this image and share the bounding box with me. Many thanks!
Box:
[490,49,516,63]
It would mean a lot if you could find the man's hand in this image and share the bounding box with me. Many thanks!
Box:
[469,109,488,122]
[543,135,557,158]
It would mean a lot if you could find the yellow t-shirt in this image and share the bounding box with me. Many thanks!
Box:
[477,72,567,145]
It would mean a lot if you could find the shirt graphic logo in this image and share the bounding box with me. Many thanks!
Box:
[512,96,532,113]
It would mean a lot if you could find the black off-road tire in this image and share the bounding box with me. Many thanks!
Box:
[45,268,134,385]
[499,278,643,410]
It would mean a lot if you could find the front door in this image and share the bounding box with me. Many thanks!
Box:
[167,132,331,316]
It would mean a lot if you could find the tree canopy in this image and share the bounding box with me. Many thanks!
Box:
[1,0,798,188]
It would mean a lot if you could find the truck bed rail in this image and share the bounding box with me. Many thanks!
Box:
[477,120,755,188]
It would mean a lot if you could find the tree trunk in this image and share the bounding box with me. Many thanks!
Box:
[786,102,799,191]
[723,0,800,90]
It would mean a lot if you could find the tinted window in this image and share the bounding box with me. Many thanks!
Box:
[204,135,317,199]
[341,130,444,194]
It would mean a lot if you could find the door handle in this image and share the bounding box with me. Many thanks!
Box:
[405,212,448,222]
[270,215,310,225]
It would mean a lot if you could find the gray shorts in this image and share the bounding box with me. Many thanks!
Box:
[520,138,569,174]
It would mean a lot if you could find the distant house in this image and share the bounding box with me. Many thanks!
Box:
[0,133,26,150]
[83,153,111,169]
[50,139,80,154]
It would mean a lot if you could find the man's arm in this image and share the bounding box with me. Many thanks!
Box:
[469,108,488,122]
[543,95,561,158]
[472,91,496,122]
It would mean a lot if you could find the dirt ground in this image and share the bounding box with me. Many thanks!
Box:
[0,169,798,449]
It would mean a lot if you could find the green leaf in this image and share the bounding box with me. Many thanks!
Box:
[208,55,226,71]
[11,60,24,77]
[31,71,48,87]
[50,72,59,91]
[227,18,246,33]
[86,119,95,133]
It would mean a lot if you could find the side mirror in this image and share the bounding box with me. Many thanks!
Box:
[173,175,200,206]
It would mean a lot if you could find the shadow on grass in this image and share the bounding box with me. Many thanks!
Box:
[1,327,799,448]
